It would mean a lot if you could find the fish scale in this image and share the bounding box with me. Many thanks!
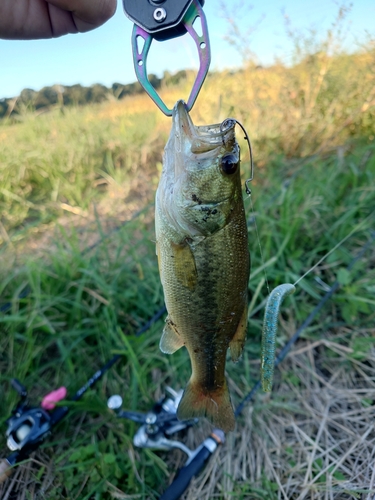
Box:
[155,100,250,431]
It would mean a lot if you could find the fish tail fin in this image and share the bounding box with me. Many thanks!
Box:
[177,378,235,432]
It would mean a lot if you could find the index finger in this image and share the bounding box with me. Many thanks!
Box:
[0,0,117,40]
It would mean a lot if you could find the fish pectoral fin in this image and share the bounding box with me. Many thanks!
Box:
[229,305,248,362]
[171,242,197,290]
[159,317,185,354]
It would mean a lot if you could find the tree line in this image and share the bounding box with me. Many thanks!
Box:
[0,70,191,119]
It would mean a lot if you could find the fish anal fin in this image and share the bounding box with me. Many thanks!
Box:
[171,241,197,290]
[177,378,235,432]
[229,305,248,362]
[159,316,185,354]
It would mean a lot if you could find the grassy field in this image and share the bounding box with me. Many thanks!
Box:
[1,23,375,500]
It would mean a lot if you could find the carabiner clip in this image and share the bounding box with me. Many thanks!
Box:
[127,0,211,116]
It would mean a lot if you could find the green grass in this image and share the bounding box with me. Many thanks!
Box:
[0,134,374,497]
[0,23,375,496]
[0,104,164,236]
[1,37,374,242]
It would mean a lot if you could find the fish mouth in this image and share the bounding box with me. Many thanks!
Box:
[172,100,235,153]
[173,100,196,144]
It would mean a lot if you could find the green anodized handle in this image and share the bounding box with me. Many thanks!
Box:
[131,0,211,116]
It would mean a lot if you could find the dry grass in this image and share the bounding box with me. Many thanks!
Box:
[1,138,374,500]
[2,316,375,499]
[178,325,375,500]
[1,14,375,498]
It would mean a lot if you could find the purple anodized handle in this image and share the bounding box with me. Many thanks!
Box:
[131,0,211,116]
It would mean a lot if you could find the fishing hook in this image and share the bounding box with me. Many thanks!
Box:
[220,118,254,194]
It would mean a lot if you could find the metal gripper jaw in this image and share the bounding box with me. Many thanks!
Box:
[123,0,211,116]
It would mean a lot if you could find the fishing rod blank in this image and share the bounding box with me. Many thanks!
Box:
[0,305,166,484]
[158,234,374,500]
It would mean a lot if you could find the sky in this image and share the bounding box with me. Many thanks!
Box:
[1,0,374,99]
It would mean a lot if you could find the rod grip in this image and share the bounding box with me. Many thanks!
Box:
[0,459,13,483]
[159,445,212,500]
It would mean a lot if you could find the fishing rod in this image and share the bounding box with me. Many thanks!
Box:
[0,305,166,484]
[155,232,374,500]
[0,355,121,483]
[1,234,372,496]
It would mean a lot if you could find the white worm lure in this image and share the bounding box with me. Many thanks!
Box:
[261,283,296,392]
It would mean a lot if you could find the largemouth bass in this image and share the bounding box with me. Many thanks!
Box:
[155,101,250,432]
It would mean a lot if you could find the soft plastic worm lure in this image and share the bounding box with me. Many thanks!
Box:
[261,284,296,392]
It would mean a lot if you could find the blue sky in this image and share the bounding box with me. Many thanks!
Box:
[1,0,374,98]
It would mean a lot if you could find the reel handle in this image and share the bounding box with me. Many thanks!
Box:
[11,379,27,399]
[0,459,13,483]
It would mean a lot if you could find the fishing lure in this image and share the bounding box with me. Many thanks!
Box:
[261,284,296,392]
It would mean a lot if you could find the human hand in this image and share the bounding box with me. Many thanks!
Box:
[0,0,117,40]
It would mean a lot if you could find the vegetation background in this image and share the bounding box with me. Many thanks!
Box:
[0,4,375,499]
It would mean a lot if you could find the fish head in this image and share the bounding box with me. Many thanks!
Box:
[159,100,243,238]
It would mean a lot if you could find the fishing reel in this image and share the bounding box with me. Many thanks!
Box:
[5,379,50,454]
[3,379,67,460]
[108,388,225,500]
[6,406,51,453]
[108,387,199,458]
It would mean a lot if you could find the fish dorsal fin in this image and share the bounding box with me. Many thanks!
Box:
[229,305,248,362]
[171,241,197,290]
[159,316,185,354]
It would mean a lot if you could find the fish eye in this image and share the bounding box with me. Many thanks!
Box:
[220,154,238,175]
